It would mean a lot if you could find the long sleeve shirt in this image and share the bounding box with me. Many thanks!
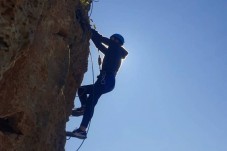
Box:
[91,29,128,75]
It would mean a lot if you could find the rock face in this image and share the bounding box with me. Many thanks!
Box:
[0,0,90,150]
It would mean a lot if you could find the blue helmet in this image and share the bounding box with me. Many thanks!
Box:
[110,34,124,45]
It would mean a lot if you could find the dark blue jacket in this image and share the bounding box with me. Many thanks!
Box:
[91,29,128,75]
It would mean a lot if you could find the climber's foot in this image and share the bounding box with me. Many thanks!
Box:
[71,128,87,139]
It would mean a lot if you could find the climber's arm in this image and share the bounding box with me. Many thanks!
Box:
[91,29,110,54]
[121,47,128,59]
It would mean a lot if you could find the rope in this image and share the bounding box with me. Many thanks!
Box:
[69,1,100,150]
[66,49,95,149]
[75,50,95,151]
[89,0,99,17]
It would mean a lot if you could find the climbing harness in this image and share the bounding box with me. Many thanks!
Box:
[97,48,103,71]
[98,51,102,71]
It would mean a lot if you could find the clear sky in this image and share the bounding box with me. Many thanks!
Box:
[66,0,227,151]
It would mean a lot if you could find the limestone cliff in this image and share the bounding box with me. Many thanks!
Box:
[0,0,91,150]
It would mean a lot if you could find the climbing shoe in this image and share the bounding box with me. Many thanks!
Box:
[72,128,87,139]
[71,107,85,117]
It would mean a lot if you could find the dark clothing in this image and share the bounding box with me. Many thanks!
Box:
[78,29,128,128]
[78,72,115,127]
[91,29,128,74]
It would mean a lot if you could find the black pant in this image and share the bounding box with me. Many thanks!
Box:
[78,73,115,128]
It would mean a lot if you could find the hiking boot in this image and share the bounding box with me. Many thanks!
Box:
[72,128,87,139]
[71,107,85,117]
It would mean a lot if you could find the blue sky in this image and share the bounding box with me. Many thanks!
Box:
[66,0,227,151]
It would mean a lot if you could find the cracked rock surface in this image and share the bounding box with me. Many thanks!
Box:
[0,0,90,150]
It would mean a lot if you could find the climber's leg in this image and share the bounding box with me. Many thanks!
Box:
[72,74,115,139]
[71,85,93,116]
[78,85,93,106]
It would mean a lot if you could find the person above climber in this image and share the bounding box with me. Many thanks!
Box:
[70,28,128,139]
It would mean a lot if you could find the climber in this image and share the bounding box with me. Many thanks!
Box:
[70,28,128,139]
